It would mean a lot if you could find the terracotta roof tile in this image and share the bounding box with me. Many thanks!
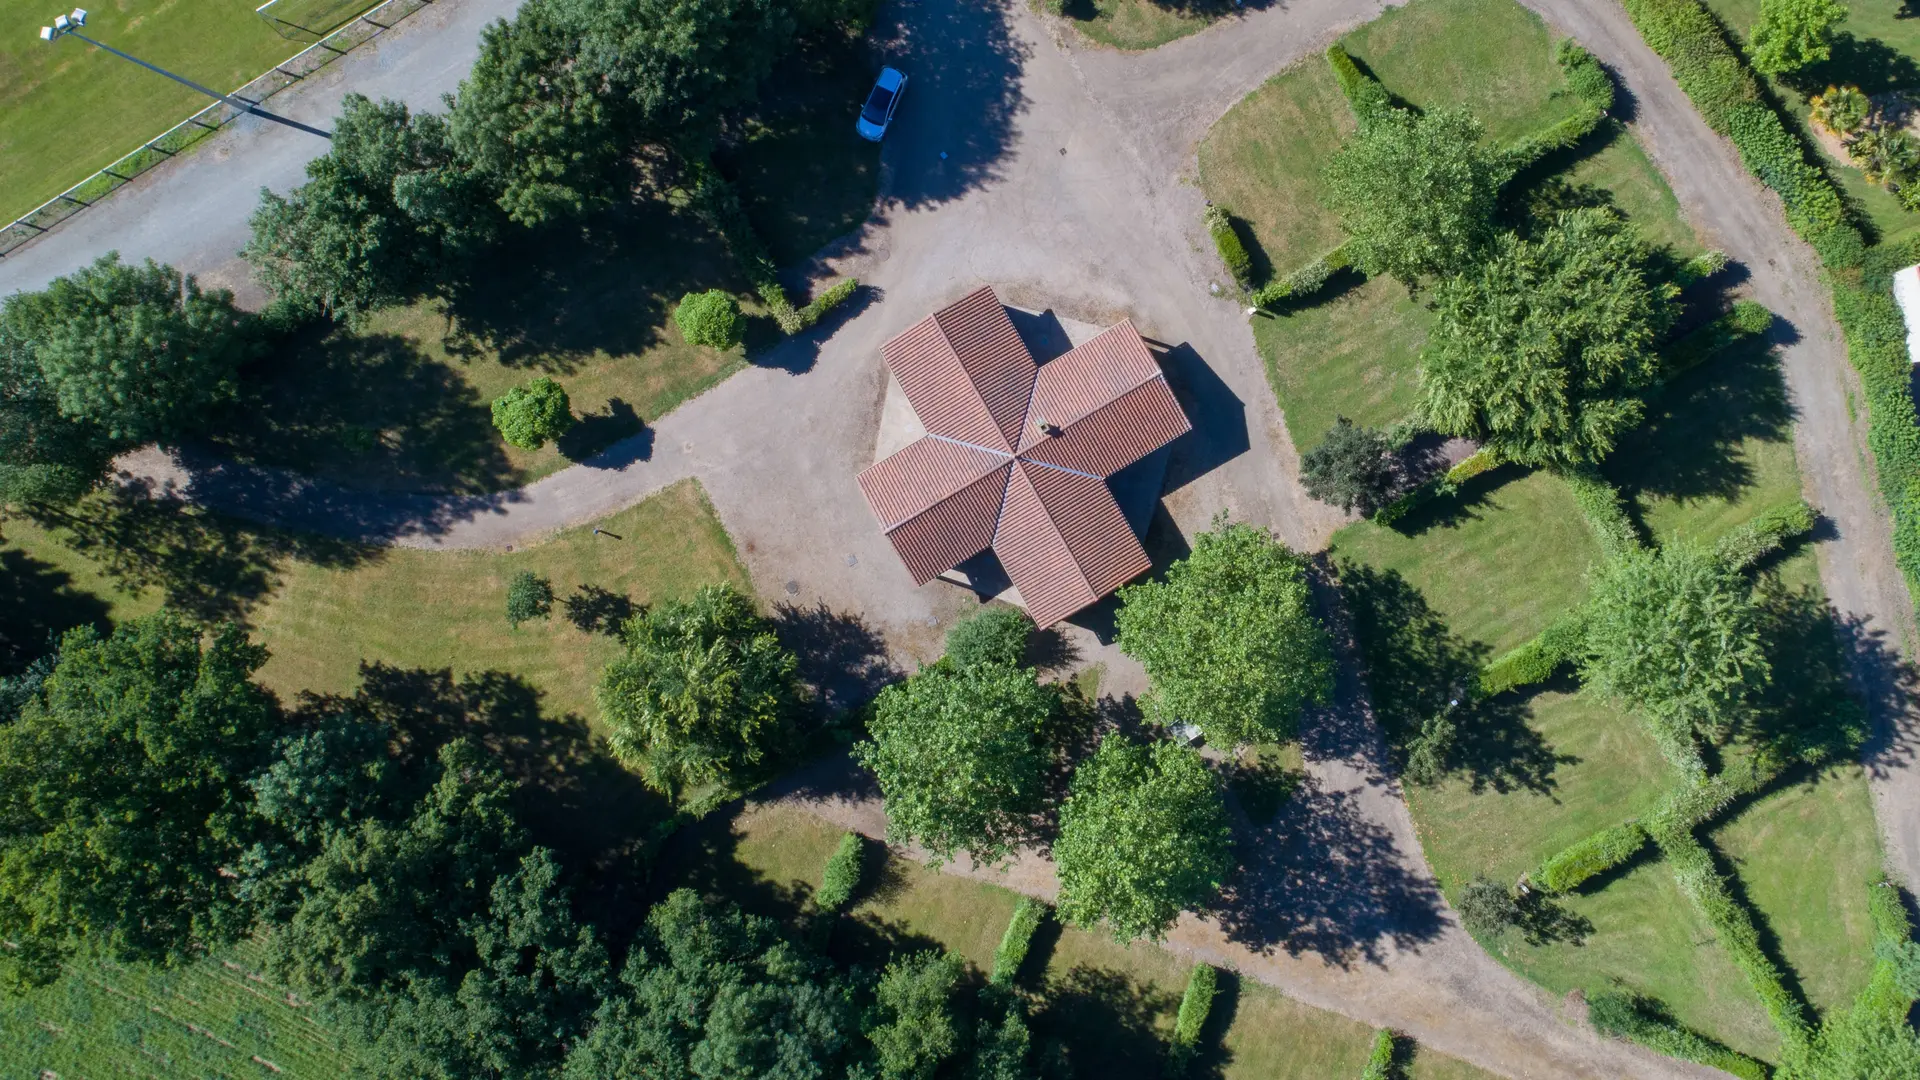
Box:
[882,465,1012,585]
[1021,378,1190,477]
[858,437,1009,528]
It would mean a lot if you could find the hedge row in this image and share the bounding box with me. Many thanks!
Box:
[991,896,1048,986]
[1653,825,1814,1055]
[1586,991,1771,1080]
[1373,446,1501,526]
[1714,500,1817,573]
[1506,42,1615,170]
[1561,468,1643,560]
[1327,43,1392,126]
[1478,610,1587,696]
[1658,299,1772,381]
[1251,243,1351,309]
[689,162,859,335]
[1165,963,1219,1076]
[1535,821,1649,894]
[1860,877,1920,1020]
[814,831,866,913]
[1205,205,1256,291]
[1619,0,1920,610]
[1359,1029,1399,1080]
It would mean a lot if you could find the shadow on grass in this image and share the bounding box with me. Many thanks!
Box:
[0,546,111,673]
[1031,964,1179,1080]
[1606,333,1794,508]
[1381,461,1524,537]
[295,663,672,941]
[24,489,376,625]
[217,329,514,496]
[1799,32,1920,97]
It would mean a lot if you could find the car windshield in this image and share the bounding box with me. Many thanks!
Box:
[861,86,894,125]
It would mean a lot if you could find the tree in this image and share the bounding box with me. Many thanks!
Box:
[506,570,556,627]
[943,605,1033,669]
[0,614,276,985]
[1053,737,1232,942]
[675,288,745,348]
[1115,519,1334,746]
[492,377,575,450]
[1419,208,1676,468]
[854,661,1058,865]
[246,95,496,321]
[869,951,965,1080]
[0,314,116,507]
[1300,417,1398,516]
[596,583,802,793]
[1322,106,1506,287]
[3,253,252,444]
[1457,876,1522,938]
[1581,542,1769,776]
[1751,0,1848,77]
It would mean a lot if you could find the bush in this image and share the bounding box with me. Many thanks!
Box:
[1300,417,1398,516]
[1675,248,1731,285]
[1204,206,1255,290]
[1535,822,1649,894]
[945,606,1033,669]
[1360,1030,1401,1080]
[814,831,866,913]
[1811,84,1871,138]
[1587,991,1770,1080]
[797,278,860,330]
[674,289,743,348]
[505,571,554,627]
[1560,468,1642,560]
[991,897,1047,985]
[1661,300,1774,379]
[1478,611,1587,695]
[1457,876,1522,938]
[491,376,575,450]
[1557,41,1616,113]
[1326,44,1392,125]
[1165,963,1218,1076]
[1714,500,1816,572]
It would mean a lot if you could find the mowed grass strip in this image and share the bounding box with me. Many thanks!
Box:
[0,0,365,222]
[675,801,1505,1080]
[1052,0,1234,52]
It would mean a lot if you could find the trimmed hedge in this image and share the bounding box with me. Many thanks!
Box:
[1587,991,1771,1079]
[1359,1029,1400,1080]
[1654,826,1814,1055]
[991,896,1048,986]
[814,831,866,913]
[1251,243,1351,309]
[1675,248,1730,286]
[1714,500,1816,572]
[1327,44,1392,125]
[690,161,858,336]
[1535,821,1649,894]
[1205,205,1255,290]
[1561,468,1642,560]
[1660,299,1772,380]
[1506,43,1614,170]
[1373,446,1502,527]
[1478,610,1587,696]
[1165,963,1219,1076]
[1861,876,1920,1019]
[1558,40,1616,113]
[1619,0,1920,616]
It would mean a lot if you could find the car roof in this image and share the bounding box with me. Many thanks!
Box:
[876,66,905,90]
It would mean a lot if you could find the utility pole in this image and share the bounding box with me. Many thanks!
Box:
[41,8,331,140]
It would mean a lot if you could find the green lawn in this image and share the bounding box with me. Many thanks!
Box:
[674,801,1503,1080]
[1,941,362,1079]
[1049,0,1235,52]
[0,0,380,223]
[1199,0,1702,456]
[2,478,748,724]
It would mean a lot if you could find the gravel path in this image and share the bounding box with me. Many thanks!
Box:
[21,0,1916,1075]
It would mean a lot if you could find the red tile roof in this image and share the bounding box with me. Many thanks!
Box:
[858,287,1192,626]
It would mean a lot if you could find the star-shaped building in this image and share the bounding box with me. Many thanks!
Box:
[858,286,1191,626]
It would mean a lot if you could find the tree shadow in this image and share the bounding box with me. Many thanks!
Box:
[1605,334,1794,507]
[0,545,112,673]
[870,0,1028,211]
[562,584,638,637]
[1382,462,1523,537]
[1187,967,1241,1080]
[215,328,516,496]
[557,398,646,463]
[1799,32,1920,97]
[24,488,376,625]
[1747,580,1880,766]
[295,663,672,941]
[771,601,903,715]
[1029,965,1178,1080]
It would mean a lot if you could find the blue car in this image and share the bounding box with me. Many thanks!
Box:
[857,67,907,142]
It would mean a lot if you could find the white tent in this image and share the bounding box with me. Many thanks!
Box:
[1893,264,1920,365]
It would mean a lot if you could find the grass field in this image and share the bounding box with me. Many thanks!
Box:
[673,800,1503,1080]
[1198,0,1703,456]
[0,942,362,1079]
[1,479,748,724]
[1049,0,1234,52]
[0,1,383,223]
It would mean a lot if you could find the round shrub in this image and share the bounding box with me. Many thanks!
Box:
[674,289,743,348]
[491,377,574,450]
[944,606,1033,669]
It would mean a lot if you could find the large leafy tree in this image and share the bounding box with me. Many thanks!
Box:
[1581,543,1770,777]
[0,614,277,985]
[3,253,252,444]
[597,583,802,793]
[869,951,964,1080]
[1419,208,1677,468]
[0,316,116,507]
[1321,106,1507,287]
[246,95,496,321]
[854,661,1058,866]
[1053,737,1232,942]
[1751,0,1848,77]
[1115,519,1334,746]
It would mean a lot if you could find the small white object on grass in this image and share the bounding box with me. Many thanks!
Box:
[1244,306,1257,316]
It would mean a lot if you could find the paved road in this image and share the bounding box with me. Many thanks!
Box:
[24,0,1916,1074]
[0,0,527,304]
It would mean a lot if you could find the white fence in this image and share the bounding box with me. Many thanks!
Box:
[0,0,438,259]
